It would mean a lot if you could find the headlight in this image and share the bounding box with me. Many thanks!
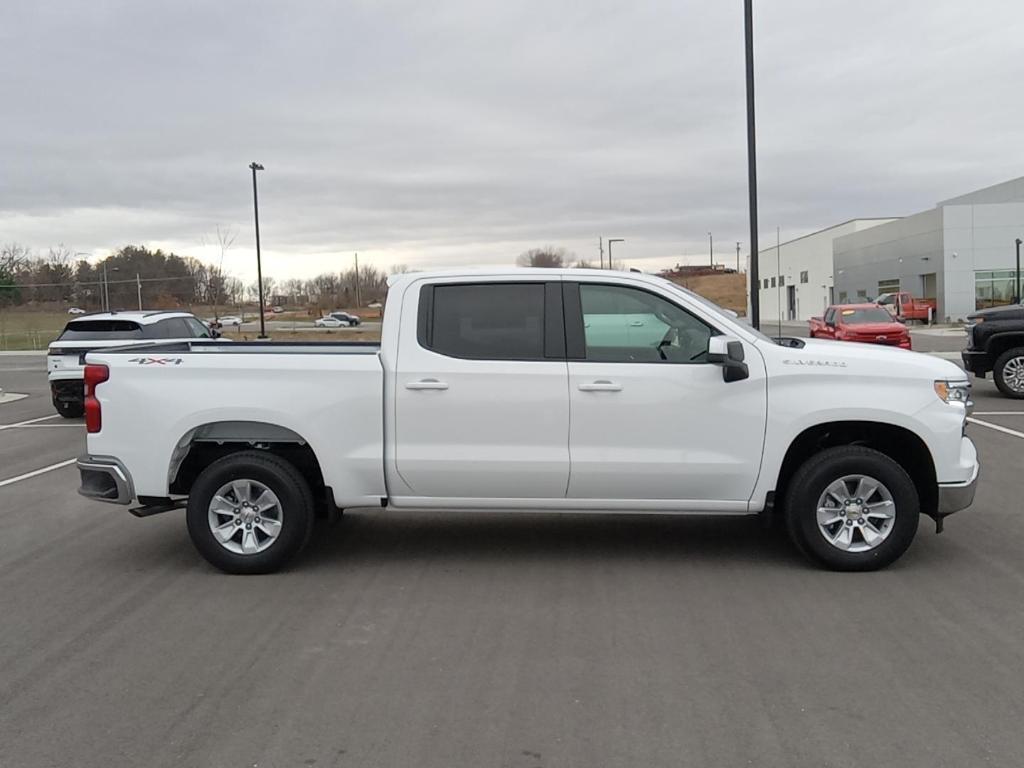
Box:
[934,380,971,405]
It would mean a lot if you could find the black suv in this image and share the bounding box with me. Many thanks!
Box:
[962,304,1024,398]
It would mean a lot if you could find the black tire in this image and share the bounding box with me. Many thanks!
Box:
[55,399,84,418]
[783,446,919,571]
[993,346,1024,399]
[186,451,315,574]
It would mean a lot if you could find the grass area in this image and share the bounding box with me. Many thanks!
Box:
[221,327,381,343]
[0,311,69,350]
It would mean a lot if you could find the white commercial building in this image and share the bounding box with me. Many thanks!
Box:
[749,219,896,322]
[834,177,1024,322]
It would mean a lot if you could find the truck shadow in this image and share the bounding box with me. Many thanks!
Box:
[300,511,803,570]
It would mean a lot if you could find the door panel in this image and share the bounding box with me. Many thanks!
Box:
[567,282,767,503]
[394,280,570,499]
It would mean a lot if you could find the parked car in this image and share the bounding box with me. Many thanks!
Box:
[271,306,284,314]
[808,304,912,350]
[875,292,937,324]
[48,311,213,417]
[217,315,243,327]
[78,269,977,574]
[330,311,361,326]
[67,307,87,315]
[367,301,383,309]
[314,316,350,328]
[962,303,1024,398]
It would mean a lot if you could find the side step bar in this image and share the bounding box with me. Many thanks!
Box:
[130,497,187,518]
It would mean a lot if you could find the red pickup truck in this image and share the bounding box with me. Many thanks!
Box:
[808,304,912,349]
[875,292,936,323]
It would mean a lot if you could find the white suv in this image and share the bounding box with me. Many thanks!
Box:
[47,311,213,417]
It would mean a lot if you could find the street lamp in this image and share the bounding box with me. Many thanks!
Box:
[607,239,624,269]
[708,232,713,268]
[102,264,120,311]
[1016,238,1022,304]
[249,162,267,339]
[744,0,761,329]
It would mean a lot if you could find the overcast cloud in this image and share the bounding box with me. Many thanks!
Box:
[2,0,1023,282]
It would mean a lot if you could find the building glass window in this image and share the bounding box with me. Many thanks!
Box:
[838,291,848,303]
[877,279,900,298]
[975,270,1019,310]
[800,271,808,284]
[856,289,868,299]
[779,276,785,287]
[763,279,769,289]
[770,277,776,288]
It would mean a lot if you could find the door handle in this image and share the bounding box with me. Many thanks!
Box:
[629,320,644,327]
[578,380,622,392]
[405,379,449,390]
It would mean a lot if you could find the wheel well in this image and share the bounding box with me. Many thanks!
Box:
[169,422,332,516]
[775,421,937,517]
[989,334,1024,361]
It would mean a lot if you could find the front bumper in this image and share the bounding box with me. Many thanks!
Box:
[961,349,992,377]
[77,456,134,505]
[936,445,980,515]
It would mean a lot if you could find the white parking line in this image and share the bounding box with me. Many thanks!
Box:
[0,458,77,489]
[967,417,1024,439]
[972,411,1024,416]
[0,414,60,431]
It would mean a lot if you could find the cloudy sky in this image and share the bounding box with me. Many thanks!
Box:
[2,0,1023,282]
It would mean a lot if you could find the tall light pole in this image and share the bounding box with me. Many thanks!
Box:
[708,232,714,268]
[1016,238,1022,304]
[745,0,761,329]
[736,241,741,272]
[776,225,782,336]
[607,239,624,270]
[598,236,604,269]
[249,162,267,339]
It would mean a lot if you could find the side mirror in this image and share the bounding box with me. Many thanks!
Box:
[707,336,749,382]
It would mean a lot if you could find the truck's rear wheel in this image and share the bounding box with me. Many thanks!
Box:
[993,347,1024,399]
[784,446,919,571]
[186,451,315,574]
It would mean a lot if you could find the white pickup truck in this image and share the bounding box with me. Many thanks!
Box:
[77,269,979,574]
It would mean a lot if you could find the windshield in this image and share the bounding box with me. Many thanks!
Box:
[840,307,896,324]
[657,277,777,344]
[57,320,144,341]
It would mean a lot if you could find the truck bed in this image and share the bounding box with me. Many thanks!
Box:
[84,340,387,508]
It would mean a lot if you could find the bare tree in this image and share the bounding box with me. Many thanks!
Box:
[202,225,237,318]
[516,247,572,268]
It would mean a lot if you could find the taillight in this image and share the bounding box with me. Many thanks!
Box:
[84,364,109,433]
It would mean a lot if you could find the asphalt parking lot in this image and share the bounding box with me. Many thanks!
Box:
[1,339,1023,768]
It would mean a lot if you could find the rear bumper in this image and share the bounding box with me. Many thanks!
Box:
[961,349,992,377]
[50,379,84,404]
[77,456,134,505]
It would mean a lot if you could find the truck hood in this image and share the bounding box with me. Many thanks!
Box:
[762,337,965,381]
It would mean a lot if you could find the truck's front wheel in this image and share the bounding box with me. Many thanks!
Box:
[186,451,315,574]
[993,346,1024,398]
[784,446,919,571]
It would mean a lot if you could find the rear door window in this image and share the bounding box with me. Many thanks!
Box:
[145,318,194,339]
[421,283,546,360]
[57,320,144,341]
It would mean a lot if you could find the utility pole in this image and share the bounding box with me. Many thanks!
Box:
[102,263,109,311]
[708,232,714,268]
[249,161,267,339]
[736,242,741,272]
[598,237,604,269]
[354,252,361,307]
[136,273,142,310]
[744,0,761,329]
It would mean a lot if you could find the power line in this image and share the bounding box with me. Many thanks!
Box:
[9,275,197,289]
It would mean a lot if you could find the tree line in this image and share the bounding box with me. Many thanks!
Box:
[0,243,398,312]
